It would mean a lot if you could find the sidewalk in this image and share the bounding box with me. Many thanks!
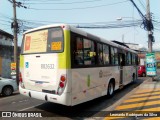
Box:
[154,69,160,81]
[104,77,160,120]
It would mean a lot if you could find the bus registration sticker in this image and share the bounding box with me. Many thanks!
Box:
[51,42,62,50]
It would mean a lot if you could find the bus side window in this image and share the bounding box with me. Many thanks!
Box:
[132,54,135,65]
[126,52,131,65]
[91,41,96,65]
[74,37,84,65]
[111,47,115,65]
[136,55,139,65]
[97,43,103,65]
[103,44,110,65]
[114,48,118,65]
[83,39,96,65]
[75,51,83,65]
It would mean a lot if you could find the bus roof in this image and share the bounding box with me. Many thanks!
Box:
[23,24,137,54]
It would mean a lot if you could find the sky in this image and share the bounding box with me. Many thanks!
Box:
[0,0,159,50]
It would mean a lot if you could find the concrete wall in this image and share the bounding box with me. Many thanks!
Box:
[0,45,13,78]
[1,58,11,78]
[0,34,12,46]
[0,32,13,78]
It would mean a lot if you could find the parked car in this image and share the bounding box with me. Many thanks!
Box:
[138,65,146,77]
[0,77,18,96]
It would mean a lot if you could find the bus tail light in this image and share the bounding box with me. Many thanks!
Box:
[19,72,23,82]
[19,72,25,89]
[60,75,66,82]
[57,75,67,95]
[59,82,64,88]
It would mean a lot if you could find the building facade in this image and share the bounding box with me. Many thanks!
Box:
[0,29,13,78]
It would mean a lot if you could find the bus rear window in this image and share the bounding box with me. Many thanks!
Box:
[22,27,64,54]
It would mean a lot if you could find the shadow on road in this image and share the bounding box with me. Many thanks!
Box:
[0,92,19,99]
[34,78,146,119]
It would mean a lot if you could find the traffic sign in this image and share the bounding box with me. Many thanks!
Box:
[146,53,157,76]
[11,62,16,76]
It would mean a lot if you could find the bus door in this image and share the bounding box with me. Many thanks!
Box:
[119,53,125,86]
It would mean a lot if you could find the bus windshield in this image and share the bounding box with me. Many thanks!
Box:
[22,27,64,54]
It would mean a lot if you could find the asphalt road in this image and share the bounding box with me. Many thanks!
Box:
[0,77,147,120]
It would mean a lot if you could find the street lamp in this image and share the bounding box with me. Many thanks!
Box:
[116,17,123,21]
[116,17,136,21]
[116,16,136,44]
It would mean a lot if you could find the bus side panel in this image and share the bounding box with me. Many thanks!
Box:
[123,66,137,85]
[58,30,71,69]
[71,67,120,106]
[20,55,24,82]
[57,29,72,105]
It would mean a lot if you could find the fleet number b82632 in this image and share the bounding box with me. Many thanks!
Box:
[41,64,54,69]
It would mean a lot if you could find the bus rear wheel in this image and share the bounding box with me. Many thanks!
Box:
[107,81,114,97]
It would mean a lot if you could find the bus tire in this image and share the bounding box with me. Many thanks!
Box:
[107,80,115,97]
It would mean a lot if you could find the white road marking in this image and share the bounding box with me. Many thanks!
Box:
[12,102,16,104]
[19,103,44,111]
[12,99,29,104]
[0,95,17,101]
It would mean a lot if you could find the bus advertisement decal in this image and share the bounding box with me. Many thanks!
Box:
[87,75,90,87]
[51,41,62,51]
[25,62,29,68]
[25,36,31,51]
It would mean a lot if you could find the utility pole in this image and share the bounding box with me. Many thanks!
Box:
[146,0,156,81]
[8,0,27,84]
[12,0,19,85]
[146,0,152,52]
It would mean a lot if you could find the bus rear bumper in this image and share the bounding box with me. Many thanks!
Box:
[19,86,71,106]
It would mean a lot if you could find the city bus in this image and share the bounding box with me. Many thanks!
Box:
[19,24,138,106]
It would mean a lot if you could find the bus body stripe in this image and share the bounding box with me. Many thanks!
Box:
[58,30,71,69]
[20,55,24,68]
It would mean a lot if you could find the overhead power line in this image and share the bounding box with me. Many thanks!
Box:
[22,0,104,5]
[28,0,129,10]
[77,20,142,29]
[0,12,12,19]
[0,19,12,23]
[0,22,10,26]
[138,0,146,12]
[129,0,146,21]
[8,0,27,8]
[20,0,66,1]
[20,19,142,32]
[129,0,153,31]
